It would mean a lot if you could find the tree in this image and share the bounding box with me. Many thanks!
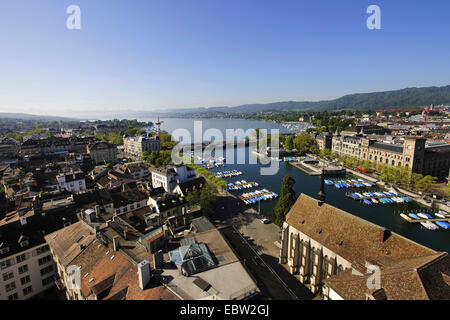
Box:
[293,133,319,155]
[270,174,297,226]
[415,175,437,193]
[186,190,201,207]
[284,136,294,150]
[319,148,332,159]
[199,183,218,216]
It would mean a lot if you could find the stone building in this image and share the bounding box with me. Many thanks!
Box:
[123,136,161,160]
[331,135,450,180]
[20,137,95,157]
[87,141,118,165]
[311,132,333,150]
[279,192,450,300]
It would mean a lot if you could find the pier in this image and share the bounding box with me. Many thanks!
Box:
[401,216,450,224]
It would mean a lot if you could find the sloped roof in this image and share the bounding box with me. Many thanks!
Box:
[285,194,449,300]
[285,194,437,271]
[325,253,450,300]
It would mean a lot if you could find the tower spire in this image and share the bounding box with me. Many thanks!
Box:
[318,169,326,205]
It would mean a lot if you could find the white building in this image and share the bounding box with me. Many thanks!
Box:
[150,165,196,192]
[56,171,86,193]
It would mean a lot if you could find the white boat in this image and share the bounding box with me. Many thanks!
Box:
[400,213,410,221]
[435,213,446,219]
[417,213,430,219]
[420,221,439,230]
[371,198,379,204]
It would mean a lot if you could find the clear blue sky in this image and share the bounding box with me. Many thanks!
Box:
[0,0,449,118]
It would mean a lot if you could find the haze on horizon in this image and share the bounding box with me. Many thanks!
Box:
[1,0,449,119]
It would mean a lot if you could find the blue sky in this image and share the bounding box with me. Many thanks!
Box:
[0,0,449,118]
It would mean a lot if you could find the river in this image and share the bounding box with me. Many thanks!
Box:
[141,117,450,253]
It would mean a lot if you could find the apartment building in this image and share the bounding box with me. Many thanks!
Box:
[150,165,196,192]
[123,136,161,160]
[20,137,96,157]
[115,161,150,179]
[87,141,118,165]
[56,171,86,193]
[0,196,79,300]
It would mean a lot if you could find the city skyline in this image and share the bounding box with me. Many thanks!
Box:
[1,0,450,118]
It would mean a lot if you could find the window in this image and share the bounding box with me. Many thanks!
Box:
[36,245,50,255]
[42,276,53,286]
[0,247,9,255]
[18,265,29,274]
[1,259,12,270]
[20,275,31,285]
[23,285,33,296]
[5,282,16,292]
[16,253,27,263]
[8,293,18,300]
[3,271,14,281]
[38,255,52,266]
[40,265,53,276]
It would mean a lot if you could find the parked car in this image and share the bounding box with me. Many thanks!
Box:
[261,218,270,224]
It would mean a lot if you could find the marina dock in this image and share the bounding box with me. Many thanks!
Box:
[401,216,450,224]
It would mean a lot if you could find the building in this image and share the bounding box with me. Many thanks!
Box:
[340,125,388,136]
[0,139,19,163]
[162,222,260,300]
[20,137,95,157]
[44,220,179,300]
[147,193,189,232]
[56,171,86,193]
[87,141,118,165]
[331,135,450,180]
[173,177,206,197]
[0,195,79,300]
[123,136,161,160]
[115,161,150,179]
[311,132,333,150]
[279,192,450,300]
[150,165,196,192]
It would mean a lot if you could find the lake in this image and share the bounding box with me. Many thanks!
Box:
[141,117,450,253]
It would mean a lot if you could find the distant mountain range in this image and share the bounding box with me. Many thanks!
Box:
[0,112,80,121]
[156,85,450,116]
[1,85,449,120]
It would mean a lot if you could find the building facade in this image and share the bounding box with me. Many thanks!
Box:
[150,165,196,192]
[123,136,161,160]
[279,193,450,300]
[87,141,118,164]
[331,135,450,180]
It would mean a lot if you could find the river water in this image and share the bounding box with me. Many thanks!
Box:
[141,117,450,253]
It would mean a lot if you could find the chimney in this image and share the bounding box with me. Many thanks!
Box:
[318,170,326,205]
[380,228,391,243]
[123,229,128,240]
[137,260,151,290]
[152,250,164,269]
[113,236,120,252]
